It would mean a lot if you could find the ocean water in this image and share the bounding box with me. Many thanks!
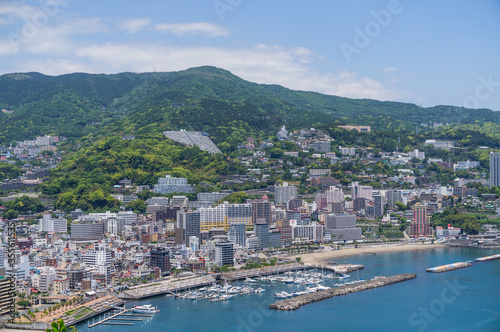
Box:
[76,247,500,332]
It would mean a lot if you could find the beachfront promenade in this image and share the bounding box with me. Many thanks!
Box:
[269,273,417,310]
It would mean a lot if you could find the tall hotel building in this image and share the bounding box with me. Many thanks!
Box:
[411,203,430,237]
[490,152,500,188]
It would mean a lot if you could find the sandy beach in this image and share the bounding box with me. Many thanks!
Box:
[295,243,445,265]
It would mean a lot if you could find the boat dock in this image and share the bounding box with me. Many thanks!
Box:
[87,308,154,328]
[474,253,500,262]
[221,263,305,281]
[426,262,472,273]
[221,263,363,281]
[269,273,416,311]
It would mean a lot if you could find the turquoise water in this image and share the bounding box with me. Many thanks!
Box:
[76,247,500,331]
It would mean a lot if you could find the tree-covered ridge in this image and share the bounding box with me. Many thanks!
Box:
[0,66,499,144]
[41,134,243,212]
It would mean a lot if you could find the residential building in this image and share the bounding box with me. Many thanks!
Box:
[215,242,234,267]
[150,247,170,277]
[153,175,194,194]
[250,199,272,225]
[39,214,67,233]
[228,223,246,248]
[275,182,297,204]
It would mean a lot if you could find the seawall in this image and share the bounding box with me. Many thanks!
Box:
[269,273,416,311]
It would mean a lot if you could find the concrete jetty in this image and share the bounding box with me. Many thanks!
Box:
[118,275,216,299]
[426,262,472,273]
[269,273,416,311]
[475,253,500,262]
[222,263,305,281]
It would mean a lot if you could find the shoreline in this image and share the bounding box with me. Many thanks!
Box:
[293,243,446,265]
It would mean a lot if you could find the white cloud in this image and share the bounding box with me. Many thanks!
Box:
[120,18,151,33]
[155,22,229,37]
[20,42,397,101]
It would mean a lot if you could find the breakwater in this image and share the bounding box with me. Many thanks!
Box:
[269,273,416,311]
[475,253,500,262]
[426,261,472,273]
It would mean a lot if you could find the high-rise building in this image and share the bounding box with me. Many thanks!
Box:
[275,182,297,204]
[353,197,366,212]
[351,182,373,200]
[228,223,246,248]
[38,266,56,292]
[250,199,272,225]
[215,242,234,267]
[0,269,15,315]
[326,186,345,203]
[71,222,104,240]
[150,247,170,276]
[198,202,252,231]
[254,222,269,249]
[177,210,201,243]
[374,195,384,217]
[411,203,430,237]
[82,243,113,285]
[490,152,500,188]
[315,193,327,211]
[386,190,403,209]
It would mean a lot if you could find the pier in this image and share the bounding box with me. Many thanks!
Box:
[118,275,217,299]
[222,263,305,281]
[426,262,472,273]
[269,273,416,311]
[87,308,154,328]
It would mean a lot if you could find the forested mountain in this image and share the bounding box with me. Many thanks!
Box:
[0,66,498,144]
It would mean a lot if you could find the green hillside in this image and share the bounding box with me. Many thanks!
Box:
[0,66,498,144]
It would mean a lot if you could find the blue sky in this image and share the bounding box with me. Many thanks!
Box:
[1,0,500,110]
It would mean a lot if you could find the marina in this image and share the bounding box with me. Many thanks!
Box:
[173,268,366,302]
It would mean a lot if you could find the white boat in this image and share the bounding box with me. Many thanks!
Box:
[338,273,351,280]
[131,304,159,314]
[245,277,256,283]
[274,292,288,299]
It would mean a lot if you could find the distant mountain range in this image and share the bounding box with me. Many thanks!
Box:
[0,66,497,143]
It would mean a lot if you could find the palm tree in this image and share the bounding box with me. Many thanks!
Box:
[45,319,77,332]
